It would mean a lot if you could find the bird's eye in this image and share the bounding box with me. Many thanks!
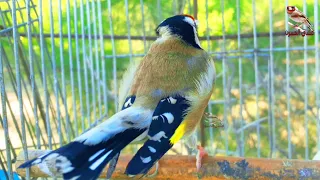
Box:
[155,28,160,36]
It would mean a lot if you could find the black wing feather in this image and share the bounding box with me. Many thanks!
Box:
[125,95,190,176]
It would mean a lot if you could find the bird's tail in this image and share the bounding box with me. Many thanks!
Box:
[18,107,152,180]
[305,19,313,31]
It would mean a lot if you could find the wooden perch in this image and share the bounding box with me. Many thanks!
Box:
[16,150,320,179]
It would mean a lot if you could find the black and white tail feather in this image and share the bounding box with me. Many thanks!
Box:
[18,95,191,179]
[18,96,152,180]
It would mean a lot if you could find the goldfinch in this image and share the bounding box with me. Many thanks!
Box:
[287,6,313,31]
[18,14,216,179]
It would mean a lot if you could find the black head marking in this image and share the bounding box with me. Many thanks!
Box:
[155,15,202,49]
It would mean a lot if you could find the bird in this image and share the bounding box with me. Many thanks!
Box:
[18,14,216,180]
[287,6,313,31]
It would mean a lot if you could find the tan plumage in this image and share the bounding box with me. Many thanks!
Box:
[118,36,215,145]
[121,36,215,139]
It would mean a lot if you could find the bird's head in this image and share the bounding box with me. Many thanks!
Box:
[155,14,201,49]
[287,6,297,14]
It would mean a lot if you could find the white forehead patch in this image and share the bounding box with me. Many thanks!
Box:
[183,16,196,27]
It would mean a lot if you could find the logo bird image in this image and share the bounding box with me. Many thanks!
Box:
[287,6,313,31]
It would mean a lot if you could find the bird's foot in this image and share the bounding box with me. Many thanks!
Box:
[146,161,159,178]
[203,112,224,128]
[196,145,208,172]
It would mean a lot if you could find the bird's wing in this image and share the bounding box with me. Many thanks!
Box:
[294,10,313,28]
[290,10,313,30]
[125,95,190,176]
[291,9,308,19]
[125,59,215,176]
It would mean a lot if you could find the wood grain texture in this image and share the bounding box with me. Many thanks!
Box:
[16,150,320,179]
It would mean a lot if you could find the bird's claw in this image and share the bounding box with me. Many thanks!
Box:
[203,112,224,128]
[196,145,208,179]
[146,161,159,178]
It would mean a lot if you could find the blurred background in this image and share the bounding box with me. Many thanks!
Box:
[0,0,319,179]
